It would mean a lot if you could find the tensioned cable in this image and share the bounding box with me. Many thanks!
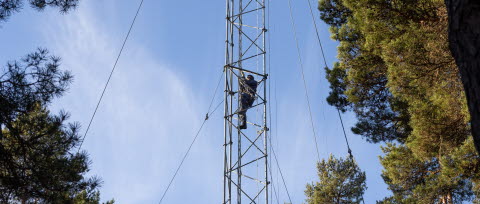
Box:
[274,68,280,202]
[268,91,282,204]
[273,80,281,203]
[267,26,281,204]
[158,73,224,204]
[207,71,226,117]
[78,0,144,151]
[271,142,293,204]
[269,157,281,204]
[286,0,321,162]
[304,0,353,158]
[158,119,207,204]
[305,0,328,69]
[266,0,279,202]
[337,109,353,157]
[263,1,284,202]
[305,1,362,202]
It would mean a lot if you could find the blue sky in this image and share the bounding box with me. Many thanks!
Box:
[0,0,390,203]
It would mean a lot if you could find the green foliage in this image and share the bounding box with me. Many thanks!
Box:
[0,1,112,202]
[319,0,479,202]
[0,50,111,203]
[0,0,79,23]
[320,0,413,144]
[325,63,350,112]
[305,155,366,204]
[318,0,351,28]
[379,143,475,203]
[73,190,115,204]
[1,104,100,202]
[0,48,73,140]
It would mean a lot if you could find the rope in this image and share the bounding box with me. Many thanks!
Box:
[286,0,321,162]
[78,0,144,151]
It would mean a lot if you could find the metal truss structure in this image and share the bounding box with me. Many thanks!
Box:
[223,0,269,203]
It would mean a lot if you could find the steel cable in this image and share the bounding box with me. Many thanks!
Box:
[158,75,225,204]
[286,0,321,162]
[304,0,363,202]
[78,0,145,151]
[304,0,353,158]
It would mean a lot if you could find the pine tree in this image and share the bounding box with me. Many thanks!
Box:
[0,48,72,140]
[1,104,101,202]
[379,142,477,203]
[0,49,111,203]
[0,0,112,202]
[444,0,480,155]
[73,190,115,204]
[0,0,79,23]
[305,155,366,204]
[318,0,480,203]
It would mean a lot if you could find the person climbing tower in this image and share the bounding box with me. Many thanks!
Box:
[238,74,258,129]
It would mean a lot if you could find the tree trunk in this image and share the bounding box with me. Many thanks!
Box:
[0,122,3,140]
[445,0,480,154]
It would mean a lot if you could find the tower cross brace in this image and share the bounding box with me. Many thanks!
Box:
[223,0,269,203]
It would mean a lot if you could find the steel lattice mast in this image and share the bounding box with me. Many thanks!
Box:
[223,0,269,203]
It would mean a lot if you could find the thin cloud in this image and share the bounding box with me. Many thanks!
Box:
[40,3,221,203]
